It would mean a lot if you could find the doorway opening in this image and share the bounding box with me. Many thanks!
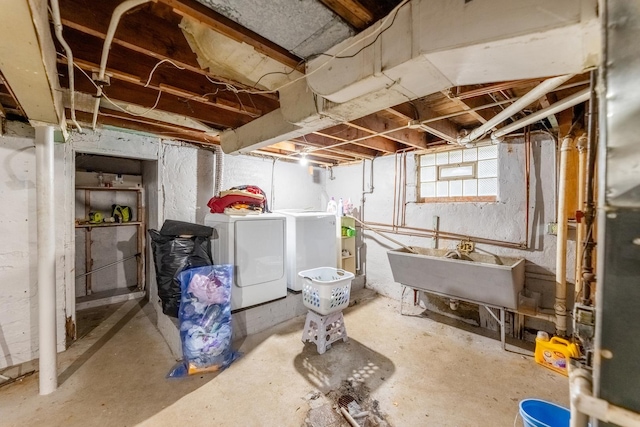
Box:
[73,153,152,340]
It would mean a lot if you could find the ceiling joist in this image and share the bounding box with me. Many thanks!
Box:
[58,0,278,101]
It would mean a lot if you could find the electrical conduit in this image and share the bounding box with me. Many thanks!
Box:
[458,74,574,145]
[555,135,574,336]
[491,88,590,142]
[50,0,82,132]
[91,0,152,130]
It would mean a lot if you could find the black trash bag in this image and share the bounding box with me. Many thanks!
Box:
[149,222,213,318]
[159,220,214,238]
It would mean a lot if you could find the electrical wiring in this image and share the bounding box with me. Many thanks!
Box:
[250,59,306,89]
[56,0,411,129]
[143,58,185,88]
[315,1,404,60]
[62,53,164,118]
[193,0,410,96]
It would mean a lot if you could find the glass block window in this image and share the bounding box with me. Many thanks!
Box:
[419,146,498,201]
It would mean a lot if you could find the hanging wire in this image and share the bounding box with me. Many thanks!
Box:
[143,58,185,87]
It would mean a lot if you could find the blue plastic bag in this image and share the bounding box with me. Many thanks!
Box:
[168,264,239,377]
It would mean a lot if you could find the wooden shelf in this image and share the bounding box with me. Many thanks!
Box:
[75,221,143,229]
[76,186,142,192]
[76,184,145,297]
[340,216,356,274]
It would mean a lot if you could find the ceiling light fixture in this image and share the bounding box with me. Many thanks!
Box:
[299,153,308,165]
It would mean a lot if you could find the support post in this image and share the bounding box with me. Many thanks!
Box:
[555,136,574,336]
[35,125,57,395]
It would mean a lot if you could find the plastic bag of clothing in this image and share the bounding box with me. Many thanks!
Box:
[168,264,240,377]
[149,223,213,318]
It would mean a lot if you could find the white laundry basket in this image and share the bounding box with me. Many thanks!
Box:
[298,267,354,315]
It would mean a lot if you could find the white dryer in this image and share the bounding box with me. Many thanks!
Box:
[205,213,287,311]
[276,210,337,291]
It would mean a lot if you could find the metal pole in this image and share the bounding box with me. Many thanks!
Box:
[74,253,141,278]
[35,126,57,395]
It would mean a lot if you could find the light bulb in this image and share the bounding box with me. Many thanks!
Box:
[299,155,308,165]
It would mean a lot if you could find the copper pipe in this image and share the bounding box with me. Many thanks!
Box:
[364,221,526,249]
[581,71,598,305]
[525,127,531,248]
[392,152,398,227]
[402,152,408,226]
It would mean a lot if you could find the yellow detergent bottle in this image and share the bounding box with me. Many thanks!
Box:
[535,333,580,376]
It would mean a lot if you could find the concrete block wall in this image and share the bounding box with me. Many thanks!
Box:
[0,122,70,368]
[326,134,574,334]
[222,154,326,211]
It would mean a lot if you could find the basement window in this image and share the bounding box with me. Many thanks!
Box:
[418,145,498,202]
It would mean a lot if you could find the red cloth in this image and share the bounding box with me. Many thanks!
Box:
[207,194,265,213]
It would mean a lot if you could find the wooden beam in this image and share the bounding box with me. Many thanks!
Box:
[441,90,492,125]
[60,27,279,114]
[346,114,428,149]
[539,93,559,130]
[265,140,359,162]
[317,0,374,30]
[62,57,262,117]
[252,149,335,166]
[260,146,353,163]
[0,0,63,124]
[293,141,370,160]
[72,110,220,145]
[58,0,278,101]
[157,0,304,71]
[453,79,543,100]
[388,104,460,144]
[293,133,378,159]
[314,126,400,153]
[62,65,254,129]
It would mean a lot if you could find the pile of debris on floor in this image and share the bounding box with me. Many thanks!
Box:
[304,380,390,427]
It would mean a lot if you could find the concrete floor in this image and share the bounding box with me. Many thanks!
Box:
[0,291,569,426]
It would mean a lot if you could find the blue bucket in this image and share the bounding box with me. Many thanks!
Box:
[519,399,570,427]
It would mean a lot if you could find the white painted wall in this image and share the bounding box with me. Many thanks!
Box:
[0,122,327,369]
[222,154,325,211]
[326,134,576,333]
[0,122,70,368]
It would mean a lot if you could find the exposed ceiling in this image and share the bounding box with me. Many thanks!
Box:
[0,72,25,123]
[0,0,593,165]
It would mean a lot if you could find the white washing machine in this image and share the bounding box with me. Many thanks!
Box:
[276,210,337,291]
[205,213,287,311]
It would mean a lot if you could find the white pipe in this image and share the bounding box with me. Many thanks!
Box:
[91,0,152,130]
[458,74,574,145]
[515,310,557,323]
[35,126,57,395]
[555,136,573,336]
[570,368,591,427]
[570,368,640,427]
[50,0,82,132]
[575,134,587,297]
[492,88,590,141]
[340,407,360,427]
